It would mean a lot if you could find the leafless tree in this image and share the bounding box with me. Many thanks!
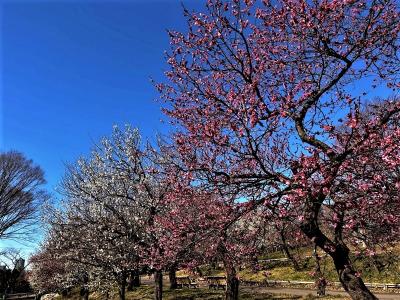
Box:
[0,151,48,240]
[0,248,22,269]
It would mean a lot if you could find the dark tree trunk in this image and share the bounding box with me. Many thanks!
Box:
[80,286,89,300]
[127,269,141,291]
[224,261,239,300]
[277,226,301,271]
[118,271,127,300]
[218,239,239,300]
[133,272,141,287]
[332,246,378,300]
[281,240,300,271]
[301,221,378,300]
[154,270,163,300]
[80,272,90,300]
[283,245,301,271]
[35,292,45,300]
[195,266,203,277]
[169,265,177,290]
[313,249,326,296]
[250,255,258,273]
[119,284,126,300]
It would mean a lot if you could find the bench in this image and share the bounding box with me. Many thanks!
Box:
[206,276,227,289]
[240,280,262,286]
[176,276,198,288]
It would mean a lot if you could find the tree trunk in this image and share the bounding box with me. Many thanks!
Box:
[313,249,326,296]
[154,270,163,300]
[127,269,141,291]
[278,227,301,271]
[133,272,141,287]
[218,239,239,300]
[34,292,45,300]
[250,255,258,273]
[80,286,89,300]
[82,292,89,300]
[195,266,203,277]
[224,261,239,300]
[169,265,177,290]
[332,246,378,300]
[301,222,378,300]
[281,241,300,271]
[80,272,89,300]
[119,283,126,300]
[118,271,127,300]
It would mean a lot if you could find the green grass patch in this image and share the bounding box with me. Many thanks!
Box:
[177,252,400,284]
[250,248,400,284]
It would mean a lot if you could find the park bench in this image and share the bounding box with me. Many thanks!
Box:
[240,280,262,286]
[176,276,198,289]
[206,276,227,290]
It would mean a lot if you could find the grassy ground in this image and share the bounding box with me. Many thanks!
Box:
[190,248,400,284]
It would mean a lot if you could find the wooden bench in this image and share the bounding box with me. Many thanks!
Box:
[176,276,198,288]
[206,276,227,290]
[240,280,262,286]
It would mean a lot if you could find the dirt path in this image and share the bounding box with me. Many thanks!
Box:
[243,286,400,300]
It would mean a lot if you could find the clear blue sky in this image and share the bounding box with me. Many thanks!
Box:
[0,0,202,252]
[0,0,394,255]
[1,0,203,193]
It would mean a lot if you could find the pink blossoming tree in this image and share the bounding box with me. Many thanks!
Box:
[158,1,400,299]
[157,176,263,300]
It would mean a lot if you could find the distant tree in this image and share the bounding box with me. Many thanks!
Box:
[0,248,24,271]
[264,219,309,271]
[0,151,48,240]
[0,248,31,294]
[29,242,86,298]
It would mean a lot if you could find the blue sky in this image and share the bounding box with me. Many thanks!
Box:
[0,0,395,257]
[0,0,202,253]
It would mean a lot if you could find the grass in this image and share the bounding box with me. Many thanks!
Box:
[257,247,400,284]
[177,247,400,285]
